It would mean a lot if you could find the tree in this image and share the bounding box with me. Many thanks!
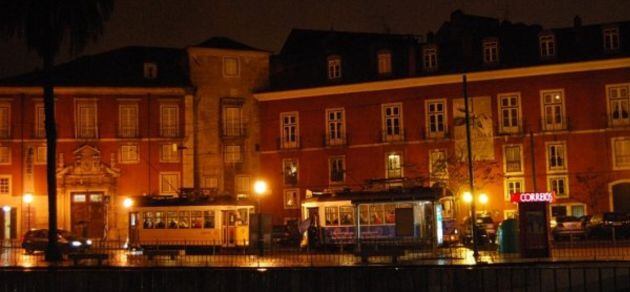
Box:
[1,0,113,261]
[575,168,610,213]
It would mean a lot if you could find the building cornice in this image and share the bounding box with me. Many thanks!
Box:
[0,86,190,96]
[254,57,630,101]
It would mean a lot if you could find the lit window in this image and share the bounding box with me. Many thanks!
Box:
[329,156,345,184]
[504,178,524,201]
[423,46,438,71]
[222,106,243,137]
[504,145,522,174]
[325,206,340,225]
[202,176,218,189]
[386,153,402,179]
[504,210,517,220]
[382,103,403,141]
[377,51,392,75]
[613,137,630,169]
[280,112,299,149]
[608,84,630,127]
[160,104,179,137]
[159,172,180,195]
[429,149,448,181]
[539,34,556,57]
[223,145,242,164]
[143,62,158,79]
[283,159,298,185]
[119,103,139,138]
[284,189,299,209]
[0,176,10,195]
[498,93,521,133]
[326,108,345,145]
[0,103,10,139]
[603,26,620,51]
[426,99,446,138]
[120,144,139,164]
[541,90,566,131]
[35,146,47,164]
[546,142,567,172]
[160,144,179,163]
[0,146,9,165]
[327,55,342,80]
[483,39,499,64]
[235,175,251,197]
[76,101,97,138]
[35,103,45,138]
[548,176,569,198]
[223,57,240,77]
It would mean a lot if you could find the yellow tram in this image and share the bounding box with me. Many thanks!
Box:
[127,196,255,248]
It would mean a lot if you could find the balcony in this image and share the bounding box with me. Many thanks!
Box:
[118,126,139,138]
[221,123,248,139]
[277,136,301,150]
[381,129,405,143]
[160,126,180,138]
[323,133,348,147]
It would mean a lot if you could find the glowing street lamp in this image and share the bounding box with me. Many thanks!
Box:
[253,180,267,256]
[462,192,473,204]
[479,193,489,205]
[123,197,134,209]
[23,193,34,231]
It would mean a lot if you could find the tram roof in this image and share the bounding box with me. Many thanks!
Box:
[305,187,443,204]
[133,195,255,207]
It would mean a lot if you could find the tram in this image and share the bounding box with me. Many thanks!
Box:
[301,186,446,246]
[127,195,255,248]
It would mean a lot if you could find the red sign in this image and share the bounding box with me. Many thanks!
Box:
[511,192,555,203]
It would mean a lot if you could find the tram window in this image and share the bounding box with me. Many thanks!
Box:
[191,211,203,228]
[237,208,248,225]
[143,212,154,229]
[203,211,215,229]
[384,204,396,224]
[359,205,369,225]
[167,211,179,229]
[178,211,190,229]
[325,206,339,225]
[154,212,165,229]
[369,205,384,225]
[339,206,354,225]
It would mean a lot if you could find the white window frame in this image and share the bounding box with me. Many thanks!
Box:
[223,145,242,164]
[283,158,299,186]
[222,105,243,137]
[119,144,139,164]
[327,55,342,80]
[328,155,345,185]
[612,137,630,170]
[423,46,438,71]
[385,152,403,179]
[34,103,46,138]
[483,39,499,64]
[0,102,11,139]
[325,108,345,145]
[606,83,630,127]
[0,175,11,195]
[429,149,448,182]
[159,172,181,196]
[540,89,566,131]
[503,144,523,175]
[545,141,567,173]
[504,177,525,201]
[35,145,47,165]
[539,34,556,58]
[118,103,139,138]
[75,100,98,139]
[497,93,521,134]
[283,188,300,209]
[425,99,447,138]
[235,175,251,196]
[603,26,620,51]
[0,145,10,165]
[382,103,404,141]
[377,50,392,75]
[280,111,299,149]
[160,143,180,163]
[547,175,569,199]
[223,56,240,77]
[160,103,179,137]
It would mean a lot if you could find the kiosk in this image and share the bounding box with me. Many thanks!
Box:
[511,192,554,258]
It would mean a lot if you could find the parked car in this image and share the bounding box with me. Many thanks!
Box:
[461,220,491,246]
[441,219,460,246]
[22,229,92,254]
[585,213,630,239]
[470,215,497,243]
[552,216,585,240]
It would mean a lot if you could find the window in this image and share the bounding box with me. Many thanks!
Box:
[154,212,165,229]
[223,145,242,164]
[76,101,97,138]
[603,26,620,51]
[34,103,45,138]
[329,156,345,184]
[160,104,179,137]
[429,149,448,181]
[190,211,203,229]
[539,34,556,57]
[377,51,392,75]
[202,176,218,189]
[551,203,585,218]
[546,142,567,172]
[498,93,521,133]
[541,90,566,131]
[223,57,240,77]
[423,46,438,71]
[280,112,299,149]
[504,178,524,201]
[0,103,10,139]
[235,175,251,197]
[426,99,446,138]
[283,189,299,209]
[504,210,517,220]
[203,210,215,228]
[222,106,243,137]
[386,153,402,179]
[613,137,630,169]
[283,159,298,185]
[369,205,384,225]
[119,103,139,137]
[504,145,523,174]
[327,55,341,80]
[483,39,499,64]
[35,146,46,164]
[0,146,9,165]
[160,143,179,163]
[326,108,345,145]
[0,176,10,195]
[120,144,139,164]
[608,84,630,126]
[159,172,180,195]
[325,206,339,225]
[143,62,158,79]
[340,206,354,225]
[548,175,569,198]
[382,103,403,141]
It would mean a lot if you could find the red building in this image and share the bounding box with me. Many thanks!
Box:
[255,12,630,225]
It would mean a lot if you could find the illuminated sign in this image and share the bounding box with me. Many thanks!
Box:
[511,192,555,203]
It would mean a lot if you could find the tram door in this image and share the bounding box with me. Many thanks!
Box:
[71,192,105,238]
[0,207,17,239]
[128,212,139,246]
[222,210,237,246]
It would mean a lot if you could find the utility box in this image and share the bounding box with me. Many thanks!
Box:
[497,218,518,253]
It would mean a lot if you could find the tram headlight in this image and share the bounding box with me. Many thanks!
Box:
[86,239,92,245]
[71,241,82,247]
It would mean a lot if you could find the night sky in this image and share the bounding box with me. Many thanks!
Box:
[1,0,629,78]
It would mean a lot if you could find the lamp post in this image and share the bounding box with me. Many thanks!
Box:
[253,180,267,256]
[23,193,34,231]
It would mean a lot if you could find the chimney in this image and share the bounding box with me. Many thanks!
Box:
[574,15,582,28]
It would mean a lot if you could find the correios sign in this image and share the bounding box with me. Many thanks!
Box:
[511,192,555,203]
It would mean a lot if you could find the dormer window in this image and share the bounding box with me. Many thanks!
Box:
[539,34,556,58]
[483,38,499,64]
[143,62,158,79]
[327,55,342,80]
[377,50,392,75]
[603,26,620,51]
[422,46,438,71]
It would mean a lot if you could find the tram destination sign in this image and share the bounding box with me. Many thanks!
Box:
[511,192,555,203]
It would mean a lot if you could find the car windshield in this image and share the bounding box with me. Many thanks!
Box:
[477,217,493,224]
[604,213,628,221]
[557,216,579,223]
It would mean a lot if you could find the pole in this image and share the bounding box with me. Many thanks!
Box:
[530,131,537,192]
[27,204,30,231]
[462,75,479,259]
[258,199,263,256]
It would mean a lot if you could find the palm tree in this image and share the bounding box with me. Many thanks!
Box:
[1,0,113,261]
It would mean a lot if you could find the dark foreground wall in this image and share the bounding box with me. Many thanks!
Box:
[1,263,629,292]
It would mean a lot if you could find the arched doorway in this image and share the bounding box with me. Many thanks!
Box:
[611,182,630,213]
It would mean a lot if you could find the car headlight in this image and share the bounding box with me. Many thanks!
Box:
[71,241,82,247]
[86,239,92,245]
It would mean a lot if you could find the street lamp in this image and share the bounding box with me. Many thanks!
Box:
[23,193,34,231]
[462,192,473,204]
[478,193,488,205]
[123,197,134,209]
[253,180,267,256]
